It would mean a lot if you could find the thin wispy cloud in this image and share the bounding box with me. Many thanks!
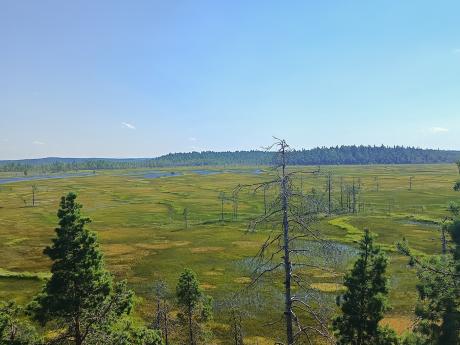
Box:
[122,122,136,130]
[32,140,45,145]
[188,137,197,142]
[429,127,449,133]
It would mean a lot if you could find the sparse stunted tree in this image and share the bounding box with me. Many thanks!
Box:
[152,281,172,345]
[176,269,213,345]
[29,192,157,345]
[333,229,398,345]
[228,305,244,345]
[0,301,40,345]
[235,139,336,345]
[456,161,460,175]
[454,181,460,192]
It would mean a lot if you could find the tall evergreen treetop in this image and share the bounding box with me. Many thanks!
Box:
[333,229,398,345]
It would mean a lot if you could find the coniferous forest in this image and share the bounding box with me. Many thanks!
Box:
[1,146,459,174]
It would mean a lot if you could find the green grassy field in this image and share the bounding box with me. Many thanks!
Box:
[0,164,458,344]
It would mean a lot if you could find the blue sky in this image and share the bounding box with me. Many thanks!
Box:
[1,1,459,159]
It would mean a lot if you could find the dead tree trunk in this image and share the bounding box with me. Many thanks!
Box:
[235,139,332,345]
[183,207,189,230]
[32,184,37,207]
[233,195,239,221]
[352,178,356,214]
[219,192,226,221]
[340,177,344,211]
[327,173,332,215]
[263,185,268,215]
[280,141,294,345]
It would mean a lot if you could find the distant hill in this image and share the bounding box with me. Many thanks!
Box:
[1,146,459,173]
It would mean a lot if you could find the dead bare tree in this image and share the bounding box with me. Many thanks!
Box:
[374,176,379,192]
[232,193,239,221]
[235,139,336,345]
[263,184,269,215]
[183,207,189,230]
[152,281,172,345]
[351,178,356,214]
[32,184,38,207]
[325,172,332,215]
[218,192,227,222]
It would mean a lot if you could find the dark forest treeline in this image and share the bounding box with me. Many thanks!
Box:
[1,146,460,173]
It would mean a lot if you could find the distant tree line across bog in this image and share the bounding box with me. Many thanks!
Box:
[1,146,460,173]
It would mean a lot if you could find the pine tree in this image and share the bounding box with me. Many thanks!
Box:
[29,192,137,345]
[333,229,398,345]
[176,269,212,345]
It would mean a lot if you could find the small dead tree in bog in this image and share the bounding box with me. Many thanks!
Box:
[232,192,239,221]
[183,207,189,230]
[325,172,333,216]
[351,178,357,214]
[263,184,269,215]
[235,139,335,345]
[31,184,38,206]
[456,161,460,174]
[152,280,173,345]
[218,192,227,222]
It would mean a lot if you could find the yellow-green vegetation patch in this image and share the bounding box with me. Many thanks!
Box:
[200,283,217,290]
[231,240,260,248]
[245,336,276,345]
[135,241,191,250]
[103,243,140,256]
[210,321,230,332]
[310,282,346,293]
[311,270,342,279]
[204,271,224,276]
[381,316,413,335]
[5,237,29,246]
[190,246,225,253]
[233,276,252,284]
[0,268,50,281]
[328,216,363,242]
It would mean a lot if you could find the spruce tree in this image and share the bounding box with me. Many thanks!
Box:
[29,192,136,345]
[333,229,398,345]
